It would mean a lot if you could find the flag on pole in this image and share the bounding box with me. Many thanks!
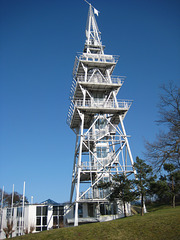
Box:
[94,8,99,16]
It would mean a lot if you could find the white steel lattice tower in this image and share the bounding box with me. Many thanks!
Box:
[67,4,136,226]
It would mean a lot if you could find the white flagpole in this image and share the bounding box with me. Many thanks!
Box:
[11,184,14,221]
[83,0,100,14]
[21,181,25,235]
[84,0,91,6]
[0,186,4,233]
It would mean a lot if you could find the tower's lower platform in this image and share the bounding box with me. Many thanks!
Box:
[64,200,132,226]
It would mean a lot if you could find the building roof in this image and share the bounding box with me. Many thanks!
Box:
[40,199,62,205]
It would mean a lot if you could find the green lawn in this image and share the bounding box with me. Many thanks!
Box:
[14,206,180,240]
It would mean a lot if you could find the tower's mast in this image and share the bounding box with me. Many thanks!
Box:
[84,3,104,54]
[67,3,135,226]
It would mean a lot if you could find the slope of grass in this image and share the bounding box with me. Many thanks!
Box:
[14,206,180,240]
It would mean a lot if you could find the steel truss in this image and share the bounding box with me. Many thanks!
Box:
[67,4,136,226]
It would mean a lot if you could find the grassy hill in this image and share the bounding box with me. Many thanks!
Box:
[14,206,180,240]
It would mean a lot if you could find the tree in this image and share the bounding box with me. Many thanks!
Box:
[23,225,35,234]
[110,174,136,217]
[149,175,171,204]
[3,221,14,238]
[98,174,136,217]
[145,82,180,170]
[0,188,28,207]
[163,163,180,207]
[149,164,180,207]
[133,157,155,216]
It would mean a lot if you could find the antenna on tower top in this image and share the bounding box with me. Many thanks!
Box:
[83,0,100,16]
[84,0,90,6]
[83,0,102,53]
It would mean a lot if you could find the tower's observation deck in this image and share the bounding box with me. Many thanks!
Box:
[73,53,119,76]
[67,52,132,129]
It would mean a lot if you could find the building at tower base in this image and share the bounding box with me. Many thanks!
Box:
[64,201,131,226]
[0,200,64,239]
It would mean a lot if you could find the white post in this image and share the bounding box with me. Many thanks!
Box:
[0,186,4,234]
[74,113,84,226]
[119,115,136,176]
[11,184,14,222]
[70,133,79,203]
[31,196,33,204]
[21,181,25,235]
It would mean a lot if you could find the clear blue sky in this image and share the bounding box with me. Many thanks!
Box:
[0,0,180,203]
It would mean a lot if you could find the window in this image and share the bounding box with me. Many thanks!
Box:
[53,206,58,215]
[53,216,58,226]
[42,217,47,225]
[36,206,48,232]
[53,206,64,228]
[36,206,48,216]
[100,203,117,215]
[78,204,83,218]
[74,204,83,218]
[36,217,41,225]
[17,207,22,217]
[95,118,107,129]
[42,206,47,216]
[53,206,64,216]
[59,206,64,215]
[100,204,110,215]
[6,208,11,219]
[97,147,107,158]
[36,207,41,216]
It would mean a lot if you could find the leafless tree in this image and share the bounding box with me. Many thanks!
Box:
[3,221,14,238]
[0,189,28,207]
[24,228,29,235]
[145,82,180,170]
[29,225,35,233]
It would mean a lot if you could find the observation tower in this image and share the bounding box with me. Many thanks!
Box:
[67,3,136,226]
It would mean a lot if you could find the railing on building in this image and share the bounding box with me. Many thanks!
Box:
[73,53,119,76]
[74,99,132,109]
[70,75,125,100]
[81,161,133,172]
[67,99,132,127]
[77,52,119,63]
[76,74,125,84]
[80,189,110,200]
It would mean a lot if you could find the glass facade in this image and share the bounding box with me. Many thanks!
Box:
[6,208,13,219]
[36,206,48,231]
[96,147,107,158]
[53,206,64,228]
[100,203,117,215]
[17,207,22,217]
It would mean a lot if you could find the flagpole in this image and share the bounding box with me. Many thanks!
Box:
[0,186,4,233]
[84,0,91,6]
[11,184,14,221]
[21,181,25,235]
[83,0,100,14]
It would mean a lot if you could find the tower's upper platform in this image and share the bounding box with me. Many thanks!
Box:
[73,52,119,77]
[67,3,132,130]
